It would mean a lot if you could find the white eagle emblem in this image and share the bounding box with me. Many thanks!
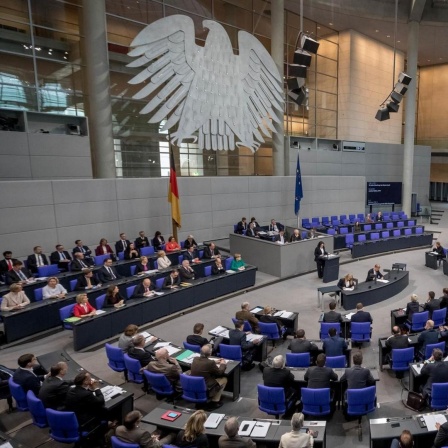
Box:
[127,15,284,152]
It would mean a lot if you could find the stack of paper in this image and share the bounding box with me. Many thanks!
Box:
[247,334,263,342]
[345,312,355,320]
[101,385,124,401]
[251,307,264,314]
[422,414,447,431]
[377,279,389,283]
[210,326,229,337]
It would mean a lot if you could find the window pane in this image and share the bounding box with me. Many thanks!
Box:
[165,0,212,17]
[316,91,337,111]
[253,14,270,38]
[317,55,337,77]
[107,16,147,47]
[30,0,79,34]
[318,39,338,60]
[106,0,163,23]
[214,0,252,32]
[316,73,337,94]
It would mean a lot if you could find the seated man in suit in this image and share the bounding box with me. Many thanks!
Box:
[191,344,227,410]
[323,301,343,323]
[275,229,287,245]
[235,302,259,333]
[162,269,181,289]
[340,352,375,390]
[127,334,153,367]
[183,246,197,263]
[366,263,383,282]
[134,231,150,250]
[262,355,297,401]
[323,327,348,357]
[351,303,373,323]
[376,211,384,222]
[132,278,155,298]
[0,250,17,276]
[385,326,410,364]
[288,329,318,360]
[418,319,439,356]
[70,252,94,272]
[187,323,210,347]
[145,347,182,392]
[229,320,261,370]
[235,217,247,235]
[268,219,284,232]
[39,362,72,409]
[218,417,256,448]
[26,246,49,274]
[184,235,198,250]
[179,259,195,281]
[203,242,220,259]
[304,353,338,388]
[13,353,48,395]
[50,244,72,271]
[424,291,441,319]
[75,269,101,290]
[212,256,226,275]
[6,260,34,285]
[115,233,131,255]
[246,222,259,238]
[259,306,293,340]
[289,228,301,242]
[420,348,448,399]
[72,240,93,260]
[97,258,122,283]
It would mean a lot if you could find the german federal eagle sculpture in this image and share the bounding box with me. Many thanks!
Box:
[127,15,284,153]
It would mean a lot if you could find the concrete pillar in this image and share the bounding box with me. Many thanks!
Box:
[402,21,419,215]
[270,0,285,176]
[81,0,116,178]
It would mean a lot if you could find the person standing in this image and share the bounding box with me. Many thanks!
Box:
[314,242,327,279]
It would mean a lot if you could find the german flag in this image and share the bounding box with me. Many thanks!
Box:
[168,148,181,227]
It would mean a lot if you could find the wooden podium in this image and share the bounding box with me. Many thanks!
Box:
[322,254,340,283]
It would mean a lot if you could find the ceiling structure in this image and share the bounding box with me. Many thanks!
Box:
[285,0,448,67]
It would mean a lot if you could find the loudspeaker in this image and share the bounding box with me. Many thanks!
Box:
[288,87,308,106]
[288,64,307,78]
[398,72,412,85]
[390,91,403,103]
[375,107,390,121]
[287,77,306,91]
[394,82,408,95]
[301,34,320,54]
[293,49,312,67]
[386,101,399,113]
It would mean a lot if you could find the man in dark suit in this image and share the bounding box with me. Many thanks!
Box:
[134,231,150,249]
[6,260,34,285]
[323,301,343,323]
[179,260,195,281]
[12,353,47,396]
[202,242,220,259]
[351,303,373,323]
[375,211,384,222]
[64,371,105,427]
[75,270,100,290]
[50,244,72,271]
[262,355,297,400]
[190,344,227,409]
[38,362,72,409]
[70,253,94,272]
[434,421,448,448]
[323,327,348,356]
[0,251,17,276]
[386,326,410,350]
[246,222,259,238]
[418,320,439,355]
[268,219,284,232]
[366,264,383,281]
[236,217,247,235]
[145,347,182,391]
[72,240,93,259]
[340,352,375,389]
[115,233,131,255]
[421,348,448,398]
[97,258,122,283]
[26,246,49,274]
[127,334,153,367]
[132,278,155,298]
[424,291,441,319]
[186,323,210,347]
[288,329,318,359]
[183,246,197,263]
[218,417,256,448]
[162,269,181,289]
[259,306,294,339]
[229,320,261,370]
[304,353,338,388]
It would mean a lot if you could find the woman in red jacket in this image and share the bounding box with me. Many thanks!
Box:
[165,236,181,252]
[73,293,96,318]
[95,238,115,257]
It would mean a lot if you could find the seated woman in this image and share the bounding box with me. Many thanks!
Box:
[95,238,115,259]
[124,242,140,260]
[42,277,67,299]
[337,273,357,290]
[406,293,420,321]
[157,250,172,270]
[118,324,138,352]
[365,213,374,224]
[290,228,301,242]
[175,410,209,448]
[212,256,226,275]
[353,221,362,233]
[152,231,165,251]
[1,283,31,311]
[135,256,150,274]
[230,253,246,271]
[104,285,125,308]
[73,293,96,318]
[165,236,181,252]
[184,235,198,250]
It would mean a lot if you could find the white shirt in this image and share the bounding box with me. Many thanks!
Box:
[42,284,67,299]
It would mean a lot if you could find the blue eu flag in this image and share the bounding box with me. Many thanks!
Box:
[294,153,303,215]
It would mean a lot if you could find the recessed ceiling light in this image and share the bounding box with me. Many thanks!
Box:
[397,40,400,43]
[428,59,431,62]
[375,29,379,32]
[386,35,390,38]
[317,26,320,29]
[329,22,333,26]
[439,57,443,60]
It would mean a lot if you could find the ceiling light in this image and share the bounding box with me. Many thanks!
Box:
[386,35,390,38]
[375,29,379,32]
[329,22,333,26]
[317,26,320,29]
[397,40,400,43]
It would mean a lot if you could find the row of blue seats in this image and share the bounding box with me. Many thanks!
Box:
[303,211,408,228]
[343,227,424,248]
[327,221,418,235]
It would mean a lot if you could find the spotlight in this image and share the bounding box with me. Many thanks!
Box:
[300,34,320,54]
[390,91,403,103]
[394,82,408,95]
[288,64,308,78]
[386,101,399,113]
[288,86,309,106]
[287,77,306,91]
[375,107,390,121]
[293,49,312,67]
[398,72,412,85]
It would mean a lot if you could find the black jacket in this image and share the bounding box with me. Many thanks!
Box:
[288,339,318,354]
[263,367,294,392]
[13,368,45,396]
[340,365,375,389]
[64,385,105,425]
[26,254,49,273]
[39,376,72,409]
[304,366,338,388]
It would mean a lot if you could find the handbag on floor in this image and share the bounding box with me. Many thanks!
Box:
[403,391,425,412]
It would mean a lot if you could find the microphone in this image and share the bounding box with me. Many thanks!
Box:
[60,352,70,362]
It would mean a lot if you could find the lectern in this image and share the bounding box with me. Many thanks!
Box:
[425,252,438,270]
[322,255,340,283]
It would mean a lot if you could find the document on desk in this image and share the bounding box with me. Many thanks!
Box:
[210,326,229,337]
[101,385,124,401]
[238,421,256,436]
[246,334,263,342]
[413,363,423,375]
[154,342,171,348]
[95,310,106,315]
[153,291,164,296]
[343,287,354,291]
[251,422,271,437]
[377,279,389,283]
[422,414,447,431]
[251,307,264,314]
[165,345,182,356]
[345,312,355,320]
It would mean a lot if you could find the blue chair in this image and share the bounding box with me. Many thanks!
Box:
[381,231,390,239]
[225,257,234,270]
[118,252,125,261]
[94,254,110,265]
[339,215,347,222]
[126,285,137,299]
[393,229,400,237]
[364,225,372,231]
[34,287,43,301]
[350,322,371,344]
[231,318,252,332]
[370,232,380,240]
[322,216,330,226]
[111,436,139,448]
[342,219,350,225]
[358,234,366,243]
[430,383,448,410]
[140,246,155,257]
[345,234,354,248]
[143,371,176,401]
[392,214,399,220]
[349,214,356,223]
[258,322,281,345]
[302,218,311,229]
[357,213,364,220]
[183,342,201,353]
[46,409,83,444]
[301,231,308,240]
[219,345,242,362]
[391,348,415,376]
[339,227,348,235]
[386,222,393,229]
[26,390,47,428]
[404,228,412,236]
[331,215,338,222]
[8,378,28,411]
[130,265,137,276]
[257,385,294,419]
[95,294,106,310]
[325,356,346,368]
[331,220,340,227]
[180,241,185,249]
[156,277,164,290]
[424,342,446,360]
[320,323,340,340]
[375,223,382,230]
[123,354,144,384]
[233,224,238,233]
[153,260,159,270]
[397,221,404,228]
[204,266,212,277]
[199,250,204,259]
[327,229,336,236]
[311,217,320,226]
[408,220,416,226]
[415,227,424,234]
[432,308,447,327]
[406,311,429,332]
[301,387,331,417]
[70,279,77,291]
[179,373,208,404]
[286,353,310,367]
[37,264,59,277]
[59,304,76,330]
[105,344,127,379]
[346,386,376,441]
[178,255,183,264]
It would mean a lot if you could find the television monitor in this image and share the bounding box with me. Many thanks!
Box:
[366,182,402,205]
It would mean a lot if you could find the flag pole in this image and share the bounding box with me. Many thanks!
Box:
[172,219,178,241]
[168,146,181,238]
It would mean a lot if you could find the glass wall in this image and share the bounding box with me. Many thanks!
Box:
[0,0,338,177]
